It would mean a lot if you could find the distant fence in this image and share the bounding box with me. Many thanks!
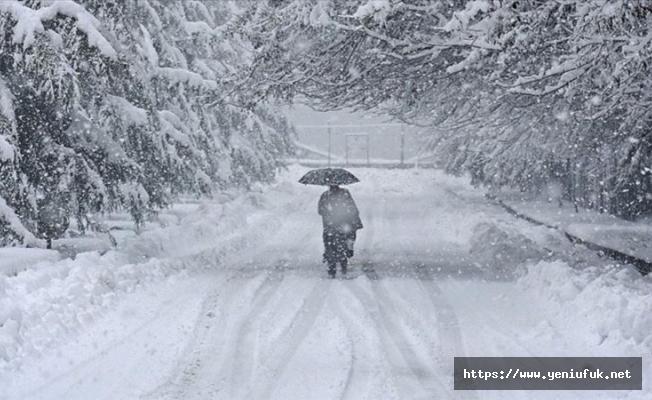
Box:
[283,158,440,169]
[287,140,441,168]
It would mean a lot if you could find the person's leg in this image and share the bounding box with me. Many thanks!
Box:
[332,231,348,272]
[340,257,347,274]
[324,229,337,277]
[328,263,337,278]
[322,230,330,264]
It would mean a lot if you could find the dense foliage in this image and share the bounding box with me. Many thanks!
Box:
[0,0,294,245]
[237,0,652,219]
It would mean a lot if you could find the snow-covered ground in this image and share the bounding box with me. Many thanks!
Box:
[1,166,650,399]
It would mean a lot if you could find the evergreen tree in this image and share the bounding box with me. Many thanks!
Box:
[0,0,294,245]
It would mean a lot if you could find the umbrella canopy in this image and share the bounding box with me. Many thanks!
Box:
[299,168,360,186]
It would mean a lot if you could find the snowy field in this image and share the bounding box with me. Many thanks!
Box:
[1,166,651,399]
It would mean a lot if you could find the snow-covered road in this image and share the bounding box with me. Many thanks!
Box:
[2,167,649,399]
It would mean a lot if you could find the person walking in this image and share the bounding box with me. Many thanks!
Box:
[298,168,363,278]
[318,184,363,278]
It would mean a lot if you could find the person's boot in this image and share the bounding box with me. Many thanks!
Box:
[328,264,336,279]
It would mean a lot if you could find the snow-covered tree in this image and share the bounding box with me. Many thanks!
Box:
[0,0,293,245]
[238,0,652,219]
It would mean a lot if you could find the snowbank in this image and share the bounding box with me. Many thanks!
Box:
[520,261,652,349]
[53,236,114,259]
[469,221,545,274]
[519,261,652,394]
[0,179,301,375]
[0,248,60,276]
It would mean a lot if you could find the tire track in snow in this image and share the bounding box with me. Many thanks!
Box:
[438,278,540,358]
[16,278,212,400]
[347,182,451,397]
[149,267,270,399]
[249,279,333,400]
[356,192,382,274]
[383,190,476,399]
[412,265,478,400]
[383,193,467,366]
[414,266,465,357]
[329,292,364,400]
[345,278,450,399]
[356,191,380,279]
[329,283,389,400]
[159,191,328,399]
[224,264,287,399]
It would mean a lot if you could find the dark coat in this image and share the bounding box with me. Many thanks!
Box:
[318,186,363,233]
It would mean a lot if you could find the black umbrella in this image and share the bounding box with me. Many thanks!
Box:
[299,168,360,186]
